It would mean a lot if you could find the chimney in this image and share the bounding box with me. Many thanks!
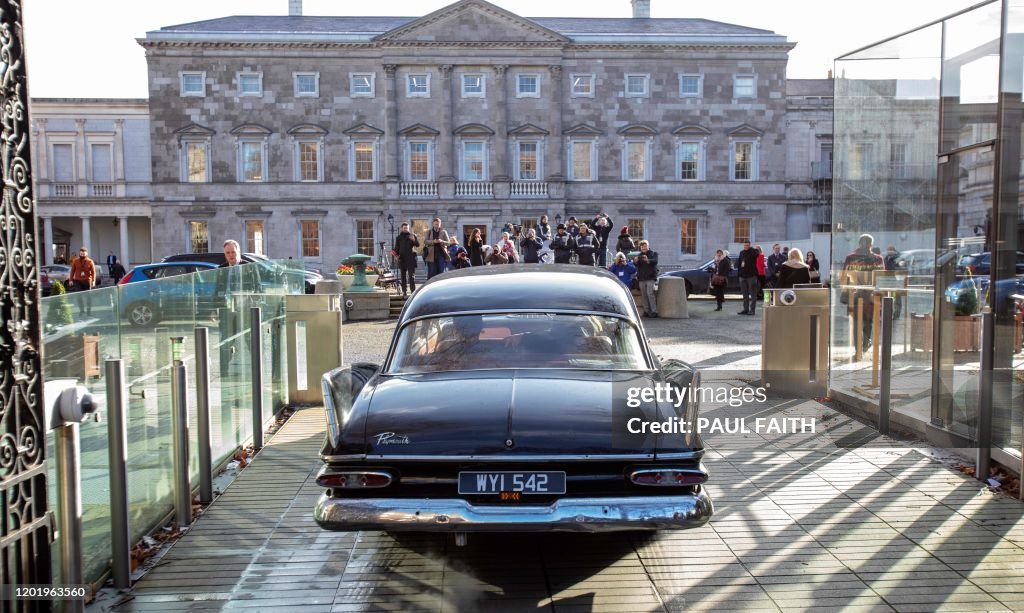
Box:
[631,0,650,18]
[289,0,302,16]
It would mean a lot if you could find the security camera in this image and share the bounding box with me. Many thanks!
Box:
[780,290,797,306]
[344,299,355,309]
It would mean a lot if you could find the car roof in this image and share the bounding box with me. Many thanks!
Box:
[137,261,218,269]
[401,265,638,321]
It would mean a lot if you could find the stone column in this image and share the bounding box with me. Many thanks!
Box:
[34,118,48,182]
[439,64,455,181]
[119,216,130,269]
[75,118,87,196]
[548,65,564,180]
[42,217,54,265]
[493,65,509,181]
[383,64,399,181]
[80,216,92,255]
[114,118,126,182]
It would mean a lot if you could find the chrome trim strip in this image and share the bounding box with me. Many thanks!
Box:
[320,453,661,463]
[314,491,713,532]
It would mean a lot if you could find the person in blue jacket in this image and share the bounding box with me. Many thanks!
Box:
[608,251,637,288]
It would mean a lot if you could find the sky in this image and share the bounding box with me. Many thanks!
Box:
[23,0,978,98]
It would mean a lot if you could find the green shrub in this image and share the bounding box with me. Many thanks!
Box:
[47,281,74,326]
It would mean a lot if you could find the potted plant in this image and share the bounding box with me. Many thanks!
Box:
[336,263,379,290]
[953,272,981,352]
[45,280,74,329]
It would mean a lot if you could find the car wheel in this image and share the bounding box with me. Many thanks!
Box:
[685,280,693,297]
[127,301,159,327]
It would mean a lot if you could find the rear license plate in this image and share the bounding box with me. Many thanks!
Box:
[458,471,566,495]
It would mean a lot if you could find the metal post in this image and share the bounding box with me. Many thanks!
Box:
[871,297,881,387]
[55,424,84,613]
[195,327,213,504]
[976,309,994,483]
[878,297,894,437]
[170,354,191,527]
[251,306,264,451]
[105,360,131,589]
[854,295,864,362]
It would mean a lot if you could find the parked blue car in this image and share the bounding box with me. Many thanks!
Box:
[119,262,220,327]
[944,276,1024,317]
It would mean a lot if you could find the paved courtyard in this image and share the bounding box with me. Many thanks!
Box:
[108,301,1024,612]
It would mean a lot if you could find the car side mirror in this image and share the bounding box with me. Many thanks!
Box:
[704,266,714,273]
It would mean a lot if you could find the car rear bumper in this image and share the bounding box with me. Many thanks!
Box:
[314,490,713,532]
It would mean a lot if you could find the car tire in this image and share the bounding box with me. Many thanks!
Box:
[685,280,693,297]
[127,301,159,327]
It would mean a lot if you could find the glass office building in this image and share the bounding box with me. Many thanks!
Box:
[831,0,1023,464]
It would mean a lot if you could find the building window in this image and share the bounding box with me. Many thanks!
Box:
[854,142,874,179]
[519,218,537,234]
[571,74,594,97]
[350,73,375,97]
[569,140,597,181]
[677,141,703,181]
[295,141,322,182]
[190,221,209,253]
[406,73,430,97]
[461,74,485,97]
[411,219,429,241]
[516,141,541,180]
[238,72,263,96]
[733,75,755,98]
[733,218,752,244]
[294,72,319,97]
[516,74,540,97]
[238,141,266,182]
[90,144,112,182]
[301,220,321,258]
[246,220,265,255]
[623,140,651,181]
[680,219,698,255]
[52,143,74,181]
[625,74,650,97]
[461,141,486,180]
[627,219,645,243]
[407,141,432,181]
[183,141,209,183]
[889,142,908,178]
[679,74,702,98]
[180,72,205,96]
[731,141,758,181]
[352,141,377,181]
[356,220,376,256]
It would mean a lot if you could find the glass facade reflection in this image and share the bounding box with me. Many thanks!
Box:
[833,0,1023,461]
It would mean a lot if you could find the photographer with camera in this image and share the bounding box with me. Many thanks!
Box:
[634,240,659,318]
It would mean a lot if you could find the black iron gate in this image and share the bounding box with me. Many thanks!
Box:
[0,0,54,608]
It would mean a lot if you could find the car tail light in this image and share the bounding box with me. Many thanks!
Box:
[118,274,131,286]
[40,273,49,284]
[629,468,708,487]
[316,469,393,489]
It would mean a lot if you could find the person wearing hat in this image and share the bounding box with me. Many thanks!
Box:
[566,216,580,238]
[550,223,576,264]
[616,226,635,255]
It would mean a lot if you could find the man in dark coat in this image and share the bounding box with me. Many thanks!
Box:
[591,212,614,267]
[519,229,543,264]
[392,222,420,296]
[841,234,886,351]
[766,243,786,287]
[550,224,577,264]
[736,241,759,315]
[634,240,659,317]
[575,225,599,266]
[423,218,450,279]
[109,256,126,284]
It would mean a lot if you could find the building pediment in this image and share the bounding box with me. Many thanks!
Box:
[286,123,328,136]
[728,123,764,137]
[173,123,215,138]
[672,124,712,136]
[453,123,495,136]
[373,0,569,45]
[399,123,440,137]
[229,123,272,136]
[343,122,384,136]
[508,123,549,136]
[563,123,603,137]
[617,124,657,137]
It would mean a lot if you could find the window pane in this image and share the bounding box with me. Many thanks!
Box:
[627,142,646,180]
[355,142,374,180]
[90,144,111,182]
[518,75,537,94]
[356,220,375,256]
[680,75,700,96]
[53,144,73,181]
[889,142,908,178]
[463,75,482,94]
[734,142,752,180]
[680,219,697,254]
[352,74,372,94]
[735,76,754,97]
[572,141,592,180]
[409,142,430,180]
[628,218,645,242]
[186,142,206,183]
[190,221,209,253]
[301,220,320,258]
[182,73,203,94]
[409,75,428,94]
[627,75,647,94]
[518,142,537,180]
[242,142,263,181]
[679,142,699,180]
[246,220,265,255]
[463,142,484,180]
[296,74,317,94]
[733,218,751,244]
[572,75,592,95]
[240,74,261,94]
[299,142,319,181]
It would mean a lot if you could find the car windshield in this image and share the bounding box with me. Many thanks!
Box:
[387,313,649,373]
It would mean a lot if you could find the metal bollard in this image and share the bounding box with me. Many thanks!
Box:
[854,296,864,362]
[170,338,192,527]
[250,306,264,451]
[976,309,994,483]
[195,327,213,504]
[878,297,894,436]
[105,360,131,589]
[55,423,84,613]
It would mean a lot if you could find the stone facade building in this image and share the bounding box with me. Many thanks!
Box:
[139,0,830,269]
[29,99,153,269]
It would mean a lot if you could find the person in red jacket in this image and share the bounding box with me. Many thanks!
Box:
[755,245,766,299]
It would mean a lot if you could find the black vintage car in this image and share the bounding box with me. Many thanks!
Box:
[316,265,712,544]
[658,257,741,296]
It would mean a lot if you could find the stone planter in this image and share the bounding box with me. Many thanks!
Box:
[338,275,378,290]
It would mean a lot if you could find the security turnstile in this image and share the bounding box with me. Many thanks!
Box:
[761,287,829,398]
[286,294,344,404]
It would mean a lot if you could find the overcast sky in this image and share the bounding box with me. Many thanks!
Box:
[24,0,976,98]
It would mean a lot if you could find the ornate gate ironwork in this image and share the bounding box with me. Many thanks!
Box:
[0,0,54,606]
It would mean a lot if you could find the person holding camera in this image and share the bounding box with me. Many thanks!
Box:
[466,228,485,267]
[550,224,576,264]
[519,229,543,264]
[634,240,659,318]
[423,218,450,279]
[591,212,614,267]
[392,222,420,296]
[575,224,599,266]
